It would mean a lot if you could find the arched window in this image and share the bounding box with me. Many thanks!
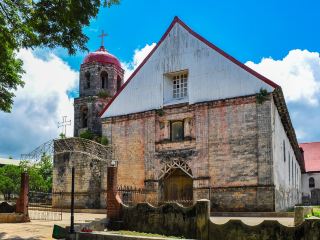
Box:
[309,177,315,188]
[81,106,88,128]
[101,71,108,89]
[117,76,122,91]
[85,72,90,89]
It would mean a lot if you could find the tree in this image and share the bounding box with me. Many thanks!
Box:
[0,0,120,112]
[0,165,21,200]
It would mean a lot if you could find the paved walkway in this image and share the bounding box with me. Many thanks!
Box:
[0,212,294,239]
[0,212,106,240]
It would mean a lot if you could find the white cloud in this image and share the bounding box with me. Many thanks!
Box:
[121,43,156,81]
[0,49,78,158]
[246,49,320,105]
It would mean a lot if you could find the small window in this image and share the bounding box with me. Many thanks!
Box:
[309,177,315,188]
[289,158,291,183]
[173,73,188,99]
[101,71,108,89]
[85,72,90,89]
[170,121,184,141]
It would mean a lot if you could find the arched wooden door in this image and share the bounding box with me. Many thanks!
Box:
[162,168,193,202]
[311,189,320,205]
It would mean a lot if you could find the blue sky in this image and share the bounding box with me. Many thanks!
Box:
[61,0,320,70]
[1,0,320,158]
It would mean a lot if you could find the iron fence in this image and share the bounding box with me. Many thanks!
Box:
[28,191,62,221]
[117,185,193,207]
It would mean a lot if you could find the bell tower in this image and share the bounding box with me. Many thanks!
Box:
[74,35,124,137]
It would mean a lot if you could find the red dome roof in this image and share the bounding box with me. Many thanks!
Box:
[83,46,121,68]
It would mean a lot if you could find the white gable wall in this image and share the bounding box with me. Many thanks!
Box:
[102,23,274,118]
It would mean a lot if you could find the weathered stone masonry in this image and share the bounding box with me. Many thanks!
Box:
[102,94,276,211]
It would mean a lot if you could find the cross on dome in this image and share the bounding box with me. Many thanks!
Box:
[98,30,108,47]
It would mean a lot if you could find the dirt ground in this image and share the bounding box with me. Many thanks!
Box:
[0,212,294,240]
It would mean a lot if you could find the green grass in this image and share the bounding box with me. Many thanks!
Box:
[109,230,185,239]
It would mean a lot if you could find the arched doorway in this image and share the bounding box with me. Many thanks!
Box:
[311,189,320,205]
[162,168,193,202]
[159,160,193,204]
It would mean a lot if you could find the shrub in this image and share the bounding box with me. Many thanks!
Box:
[101,136,109,145]
[256,88,269,104]
[79,130,94,140]
[98,90,110,99]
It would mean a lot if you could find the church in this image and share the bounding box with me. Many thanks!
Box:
[55,17,304,211]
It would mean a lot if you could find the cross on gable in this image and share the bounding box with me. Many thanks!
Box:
[98,30,108,47]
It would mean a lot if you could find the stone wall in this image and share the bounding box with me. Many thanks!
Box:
[120,200,210,239]
[102,94,279,211]
[53,152,108,209]
[209,219,320,240]
[271,98,302,211]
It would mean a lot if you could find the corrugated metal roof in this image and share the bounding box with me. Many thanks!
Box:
[299,142,320,172]
[0,158,20,166]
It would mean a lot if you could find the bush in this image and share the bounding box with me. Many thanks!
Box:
[256,88,269,104]
[79,130,94,140]
[98,90,110,99]
[101,136,109,145]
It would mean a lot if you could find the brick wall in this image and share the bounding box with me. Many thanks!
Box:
[102,95,276,211]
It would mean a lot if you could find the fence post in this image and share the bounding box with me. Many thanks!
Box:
[195,199,210,240]
[16,172,30,222]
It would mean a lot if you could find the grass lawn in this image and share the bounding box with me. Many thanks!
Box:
[110,230,185,239]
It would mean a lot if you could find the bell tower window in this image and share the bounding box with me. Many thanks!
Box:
[85,72,90,89]
[81,106,88,128]
[101,71,108,89]
[117,76,122,91]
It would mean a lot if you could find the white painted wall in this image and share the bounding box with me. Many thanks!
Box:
[301,173,320,198]
[102,22,274,118]
[271,99,301,210]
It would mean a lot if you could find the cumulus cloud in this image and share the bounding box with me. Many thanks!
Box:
[121,43,156,81]
[246,49,320,142]
[246,49,320,105]
[0,49,78,158]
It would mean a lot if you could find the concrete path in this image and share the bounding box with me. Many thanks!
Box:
[0,212,106,240]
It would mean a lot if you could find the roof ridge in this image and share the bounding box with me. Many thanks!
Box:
[99,16,280,117]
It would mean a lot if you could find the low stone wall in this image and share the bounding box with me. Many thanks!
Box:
[120,200,210,239]
[0,213,26,223]
[209,219,320,240]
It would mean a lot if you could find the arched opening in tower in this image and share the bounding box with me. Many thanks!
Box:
[85,72,91,89]
[80,106,88,128]
[117,75,122,92]
[101,71,108,89]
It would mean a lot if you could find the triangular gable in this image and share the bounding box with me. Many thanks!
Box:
[100,16,279,118]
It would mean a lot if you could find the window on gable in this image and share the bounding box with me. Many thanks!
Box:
[170,121,184,141]
[172,73,188,99]
[309,177,315,188]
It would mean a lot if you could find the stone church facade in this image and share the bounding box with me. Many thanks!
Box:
[100,17,304,211]
[53,17,304,211]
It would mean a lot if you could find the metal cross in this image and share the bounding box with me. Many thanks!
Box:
[98,30,108,47]
[58,116,71,136]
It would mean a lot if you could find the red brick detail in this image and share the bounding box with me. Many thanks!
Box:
[15,172,30,222]
[106,166,122,220]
